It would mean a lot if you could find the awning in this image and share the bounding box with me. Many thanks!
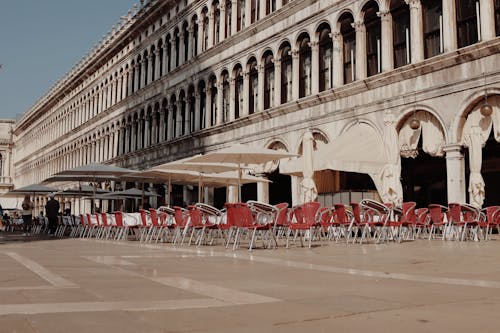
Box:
[281,123,388,175]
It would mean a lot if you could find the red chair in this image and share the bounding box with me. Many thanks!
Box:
[333,204,354,242]
[113,211,130,241]
[172,206,190,244]
[286,202,321,248]
[225,202,275,251]
[399,202,417,241]
[273,202,290,244]
[448,203,480,241]
[414,208,430,239]
[478,206,500,240]
[428,204,449,240]
[359,199,394,243]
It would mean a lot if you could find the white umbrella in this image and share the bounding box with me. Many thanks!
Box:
[300,131,317,203]
[188,143,296,201]
[379,111,403,207]
[464,126,485,207]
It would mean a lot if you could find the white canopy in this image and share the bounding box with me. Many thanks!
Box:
[281,123,388,176]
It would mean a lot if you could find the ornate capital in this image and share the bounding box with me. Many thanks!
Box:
[308,41,319,49]
[376,10,391,21]
[405,0,421,10]
[351,21,365,31]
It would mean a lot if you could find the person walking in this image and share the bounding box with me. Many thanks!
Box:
[21,195,34,236]
[45,193,60,235]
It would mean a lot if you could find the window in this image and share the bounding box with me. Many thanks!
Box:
[263,52,274,109]
[364,1,381,77]
[392,1,410,68]
[496,0,500,36]
[280,44,292,104]
[339,13,355,84]
[422,0,442,58]
[248,59,258,114]
[318,25,332,92]
[456,0,479,48]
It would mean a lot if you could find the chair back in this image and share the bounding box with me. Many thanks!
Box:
[100,213,108,226]
[114,211,124,227]
[139,209,149,226]
[485,206,500,224]
[401,202,417,225]
[334,204,352,225]
[188,205,204,227]
[447,203,462,223]
[415,208,429,225]
[149,208,159,226]
[173,206,189,227]
[428,204,447,225]
[350,202,362,224]
[225,203,255,228]
[293,202,320,227]
[274,202,289,227]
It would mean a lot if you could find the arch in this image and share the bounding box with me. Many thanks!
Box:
[396,104,449,143]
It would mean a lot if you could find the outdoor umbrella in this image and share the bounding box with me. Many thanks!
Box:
[187,143,296,200]
[380,111,403,207]
[463,126,485,207]
[153,158,242,202]
[5,184,58,196]
[300,131,318,203]
[51,163,137,212]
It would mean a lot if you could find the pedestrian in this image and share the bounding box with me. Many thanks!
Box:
[45,193,60,235]
[21,195,34,236]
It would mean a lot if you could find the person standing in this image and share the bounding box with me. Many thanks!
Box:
[21,195,34,236]
[45,193,60,235]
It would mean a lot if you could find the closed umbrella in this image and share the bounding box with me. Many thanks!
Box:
[464,126,485,207]
[300,131,317,203]
[380,112,403,207]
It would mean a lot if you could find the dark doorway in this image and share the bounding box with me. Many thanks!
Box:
[268,169,292,205]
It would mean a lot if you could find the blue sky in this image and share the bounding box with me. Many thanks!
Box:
[0,0,136,119]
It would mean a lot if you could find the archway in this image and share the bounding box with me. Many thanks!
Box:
[399,110,447,206]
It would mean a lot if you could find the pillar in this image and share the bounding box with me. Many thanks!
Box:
[229,78,236,121]
[220,5,226,42]
[442,0,457,52]
[378,10,394,71]
[144,116,151,147]
[259,0,266,19]
[273,57,281,105]
[162,43,169,74]
[208,11,215,48]
[133,63,140,92]
[331,32,343,87]
[406,0,425,63]
[216,83,224,125]
[151,115,157,145]
[154,49,162,79]
[242,71,250,116]
[231,0,238,35]
[167,106,174,140]
[256,174,269,203]
[187,26,194,60]
[257,65,265,111]
[444,144,466,204]
[310,41,320,94]
[179,31,185,66]
[479,0,496,41]
[194,93,201,131]
[205,87,212,127]
[276,0,282,10]
[245,0,252,27]
[353,21,366,80]
[159,111,166,141]
[171,39,177,69]
[291,49,300,100]
[198,19,204,54]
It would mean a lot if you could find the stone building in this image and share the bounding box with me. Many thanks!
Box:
[0,119,15,209]
[11,0,500,212]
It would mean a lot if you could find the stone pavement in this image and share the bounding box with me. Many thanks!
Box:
[1,234,500,332]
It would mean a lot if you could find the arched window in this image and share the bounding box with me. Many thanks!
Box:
[179,91,186,136]
[174,28,180,67]
[137,56,142,90]
[203,8,209,51]
[422,0,442,58]
[456,0,479,48]
[150,46,156,81]
[143,50,149,87]
[214,1,221,44]
[364,1,381,77]
[171,95,178,137]
[221,71,230,122]
[233,65,243,119]
[198,81,207,129]
[162,98,168,140]
[183,22,189,62]
[263,51,274,109]
[280,42,292,104]
[391,0,410,68]
[247,58,258,114]
[192,15,199,57]
[339,12,355,84]
[188,86,196,132]
[154,103,161,143]
[238,0,245,30]
[266,0,276,15]
[166,35,172,72]
[297,33,311,98]
[318,23,332,92]
[158,40,164,77]
[209,76,218,126]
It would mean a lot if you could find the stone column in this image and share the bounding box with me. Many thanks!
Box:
[229,78,236,121]
[137,119,143,149]
[179,31,185,66]
[144,116,151,147]
[245,0,252,27]
[257,64,265,111]
[205,87,212,127]
[194,93,201,131]
[291,175,300,206]
[162,44,169,74]
[133,63,140,92]
[256,174,269,203]
[198,19,204,53]
[378,10,394,71]
[103,136,109,161]
[406,0,424,63]
[208,11,215,48]
[260,0,266,19]
[231,0,238,35]
[276,0,282,10]
[116,77,122,103]
[187,26,194,60]
[310,41,320,94]
[273,57,281,105]
[131,121,137,151]
[159,111,166,141]
[154,49,161,80]
[186,98,192,133]
[215,83,223,125]
[291,49,300,100]
[171,39,177,69]
[442,0,457,52]
[443,144,466,204]
[127,67,133,95]
[353,21,366,80]
[331,32,343,87]
[220,5,226,42]
[242,71,250,117]
[151,115,157,145]
[113,130,119,157]
[142,57,148,87]
[480,0,496,41]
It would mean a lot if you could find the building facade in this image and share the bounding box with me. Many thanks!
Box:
[12,0,500,212]
[0,119,15,208]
